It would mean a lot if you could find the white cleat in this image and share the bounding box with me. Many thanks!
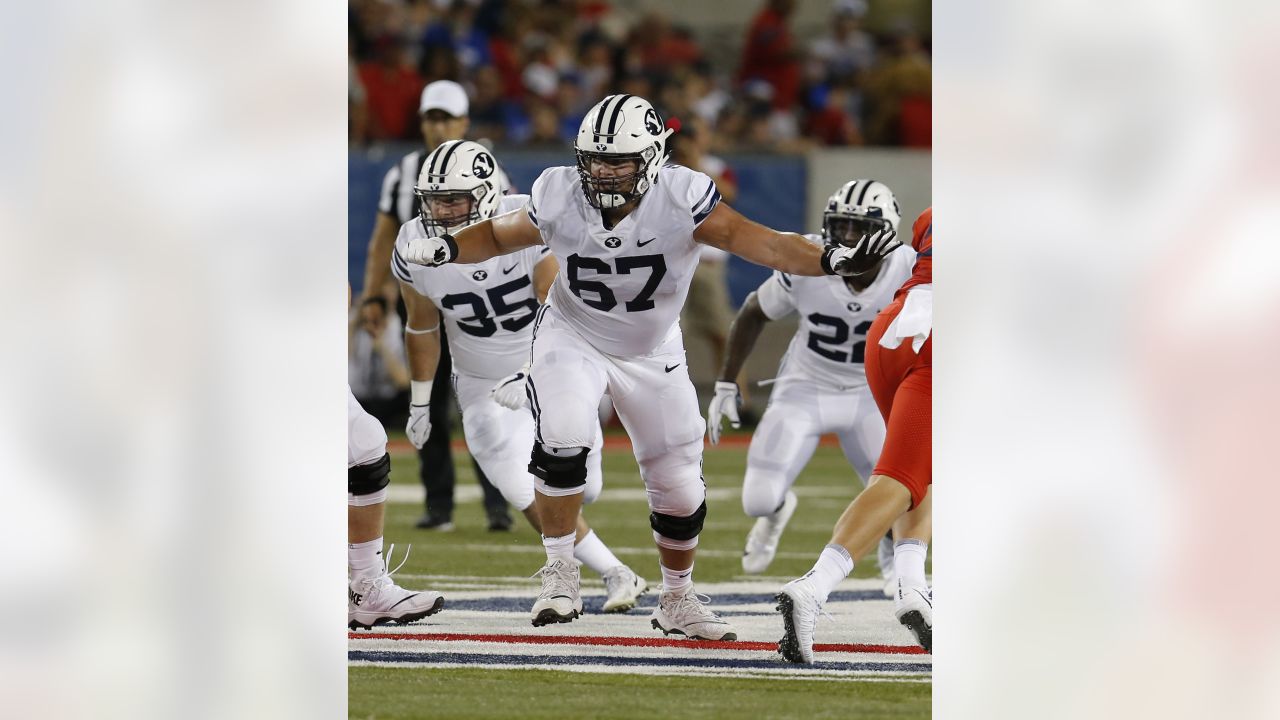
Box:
[530,559,583,626]
[878,534,896,597]
[775,577,822,663]
[650,589,738,640]
[742,491,798,574]
[601,565,648,613]
[348,546,444,630]
[894,578,933,653]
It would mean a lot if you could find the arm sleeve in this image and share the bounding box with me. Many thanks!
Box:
[755,272,798,320]
[390,223,414,284]
[377,162,401,216]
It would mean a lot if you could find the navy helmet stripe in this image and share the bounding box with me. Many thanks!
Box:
[605,94,633,136]
[431,140,462,177]
[856,179,878,206]
[843,180,860,206]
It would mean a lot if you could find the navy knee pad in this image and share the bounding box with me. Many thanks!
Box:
[528,444,588,489]
[348,453,391,496]
[649,501,708,541]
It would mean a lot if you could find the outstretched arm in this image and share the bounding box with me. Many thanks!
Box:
[451,208,545,264]
[694,203,825,276]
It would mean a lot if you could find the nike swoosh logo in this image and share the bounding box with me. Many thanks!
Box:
[914,589,932,608]
[389,594,421,609]
[502,264,519,275]
[664,364,680,373]
[638,237,657,247]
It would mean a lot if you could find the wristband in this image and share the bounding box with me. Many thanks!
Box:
[441,233,459,263]
[819,246,838,275]
[411,380,434,406]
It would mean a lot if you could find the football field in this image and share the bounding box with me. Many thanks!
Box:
[349,430,932,719]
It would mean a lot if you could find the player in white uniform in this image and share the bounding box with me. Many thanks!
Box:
[707,180,915,589]
[397,95,902,639]
[349,290,445,627]
[391,140,647,615]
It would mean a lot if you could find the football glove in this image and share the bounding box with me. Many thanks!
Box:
[706,380,742,445]
[822,228,901,277]
[400,232,459,267]
[406,403,432,449]
[490,364,529,410]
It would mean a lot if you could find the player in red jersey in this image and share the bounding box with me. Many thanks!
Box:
[776,208,934,662]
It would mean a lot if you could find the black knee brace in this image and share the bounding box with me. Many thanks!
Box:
[348,453,391,496]
[649,501,708,541]
[528,444,588,489]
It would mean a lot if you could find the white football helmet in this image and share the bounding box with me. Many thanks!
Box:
[574,94,674,209]
[822,179,901,248]
[414,140,502,236]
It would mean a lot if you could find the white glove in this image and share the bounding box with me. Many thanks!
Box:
[490,364,529,410]
[406,403,432,449]
[400,232,459,267]
[706,380,742,445]
[823,228,901,277]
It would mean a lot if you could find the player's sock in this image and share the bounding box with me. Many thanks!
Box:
[801,543,854,604]
[348,537,384,583]
[660,562,693,594]
[573,530,623,576]
[894,539,929,588]
[542,532,576,564]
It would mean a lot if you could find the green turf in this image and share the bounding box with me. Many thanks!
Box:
[349,667,931,720]
[357,430,931,718]
[383,429,925,582]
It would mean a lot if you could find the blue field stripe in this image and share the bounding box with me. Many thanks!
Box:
[443,589,888,615]
[349,650,930,674]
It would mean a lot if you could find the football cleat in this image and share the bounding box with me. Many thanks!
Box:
[530,559,583,626]
[348,545,444,630]
[776,577,823,664]
[742,491,798,574]
[600,565,648,613]
[894,578,932,653]
[650,589,738,641]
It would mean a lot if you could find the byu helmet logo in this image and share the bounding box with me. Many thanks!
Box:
[643,108,661,135]
[596,143,608,151]
[604,237,622,249]
[473,270,488,281]
[847,302,862,312]
[472,152,494,179]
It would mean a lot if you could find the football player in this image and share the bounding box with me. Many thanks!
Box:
[776,208,934,662]
[398,94,896,639]
[707,180,921,592]
[391,140,648,615]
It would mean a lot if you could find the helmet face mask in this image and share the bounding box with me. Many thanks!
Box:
[575,150,648,209]
[824,215,890,248]
[416,188,482,236]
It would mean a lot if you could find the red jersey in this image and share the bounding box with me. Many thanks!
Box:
[896,207,932,300]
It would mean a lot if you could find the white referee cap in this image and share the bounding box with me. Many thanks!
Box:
[419,80,469,117]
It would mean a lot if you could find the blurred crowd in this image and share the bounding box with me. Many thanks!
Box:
[349,0,931,151]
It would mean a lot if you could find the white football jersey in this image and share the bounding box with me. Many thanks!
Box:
[756,234,914,389]
[527,164,721,357]
[391,194,549,379]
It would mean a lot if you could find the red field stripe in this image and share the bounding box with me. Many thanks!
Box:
[387,434,840,454]
[348,631,924,655]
